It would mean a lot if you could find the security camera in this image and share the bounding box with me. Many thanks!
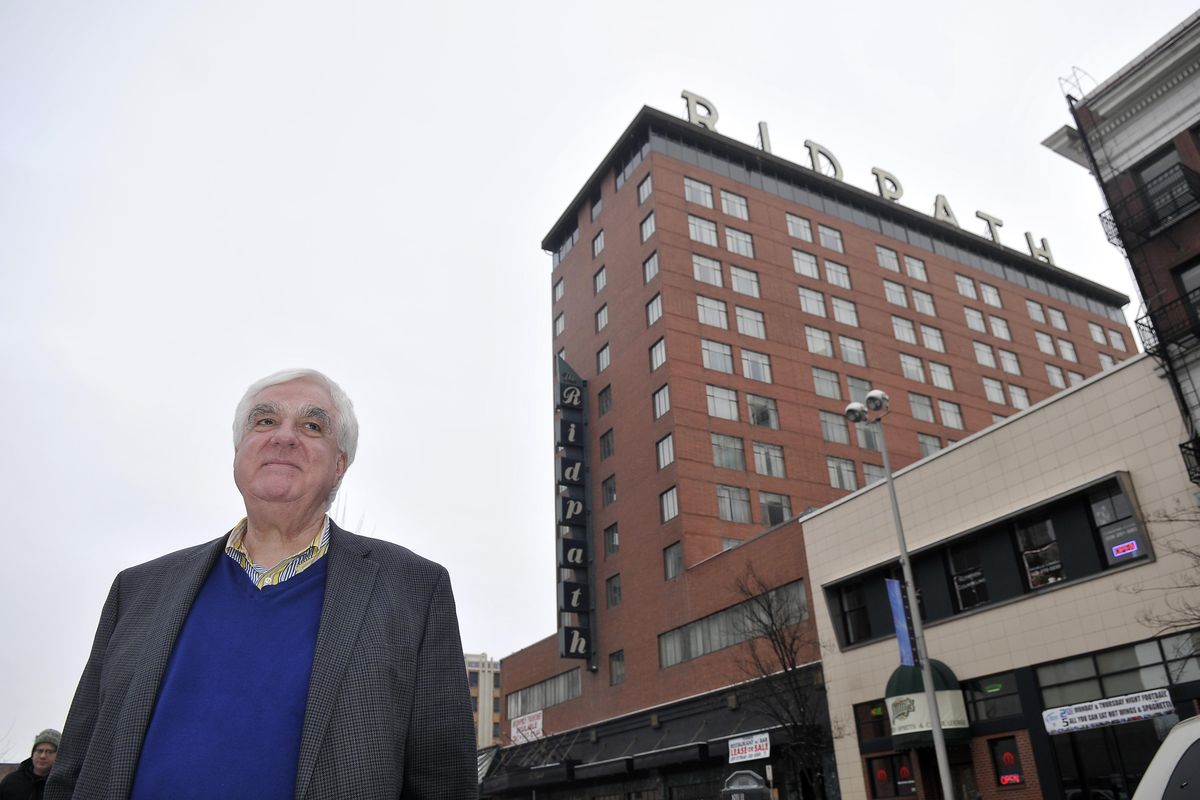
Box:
[844,402,869,424]
[865,389,890,412]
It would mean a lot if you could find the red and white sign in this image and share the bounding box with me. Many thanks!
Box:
[728,732,771,763]
[511,710,544,744]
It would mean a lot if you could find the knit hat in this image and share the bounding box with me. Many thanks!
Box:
[32,729,61,753]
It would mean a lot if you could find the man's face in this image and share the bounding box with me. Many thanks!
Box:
[31,744,56,777]
[233,378,347,511]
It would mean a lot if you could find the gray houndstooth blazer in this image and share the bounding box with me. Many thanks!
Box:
[46,523,479,800]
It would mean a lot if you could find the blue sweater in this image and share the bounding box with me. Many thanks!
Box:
[130,553,327,800]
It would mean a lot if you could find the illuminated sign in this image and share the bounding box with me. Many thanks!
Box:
[555,357,593,661]
[999,774,1022,786]
[1112,540,1138,557]
[681,90,1055,264]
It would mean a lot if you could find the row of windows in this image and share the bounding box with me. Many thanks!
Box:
[506,668,581,718]
[701,338,772,382]
[659,580,807,668]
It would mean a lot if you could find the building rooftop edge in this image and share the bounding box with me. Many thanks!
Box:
[1076,10,1200,105]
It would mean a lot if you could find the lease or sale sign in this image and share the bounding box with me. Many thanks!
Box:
[728,733,771,763]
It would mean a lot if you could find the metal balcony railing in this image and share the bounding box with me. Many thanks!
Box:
[1100,163,1200,251]
[1136,286,1200,355]
[1180,437,1200,485]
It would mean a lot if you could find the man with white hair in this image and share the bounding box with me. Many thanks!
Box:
[48,369,477,800]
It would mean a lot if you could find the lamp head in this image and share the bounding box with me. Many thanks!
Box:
[844,402,869,424]
[865,389,890,413]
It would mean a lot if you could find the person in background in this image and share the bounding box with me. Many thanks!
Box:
[0,729,60,800]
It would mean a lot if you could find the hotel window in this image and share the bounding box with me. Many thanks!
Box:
[1027,299,1046,323]
[643,251,659,283]
[591,196,602,221]
[983,377,1006,404]
[697,295,729,328]
[929,362,954,391]
[992,412,1006,424]
[736,307,766,339]
[847,376,872,404]
[742,350,773,383]
[1036,331,1056,354]
[1089,321,1106,344]
[799,287,827,317]
[840,336,867,366]
[660,486,679,522]
[646,293,663,326]
[553,279,564,303]
[656,434,674,469]
[596,344,610,373]
[892,316,917,344]
[956,274,977,299]
[1046,364,1066,388]
[980,283,1002,307]
[684,177,713,207]
[652,385,670,419]
[964,307,986,333]
[748,394,779,429]
[1058,339,1078,362]
[688,214,718,246]
[554,313,565,337]
[662,489,681,525]
[876,245,900,272]
[637,174,652,204]
[918,433,941,457]
[864,463,886,485]
[609,650,625,686]
[806,326,834,357]
[825,261,854,289]
[711,433,746,470]
[909,392,935,423]
[832,297,859,327]
[856,422,882,452]
[693,253,723,287]
[663,542,683,580]
[1068,370,1084,386]
[820,411,850,445]
[592,230,605,258]
[899,354,925,382]
[1048,307,1068,330]
[1108,330,1126,351]
[912,290,936,317]
[883,280,908,307]
[717,485,753,523]
[760,492,792,526]
[753,441,786,477]
[793,249,819,278]
[786,212,813,241]
[604,523,619,555]
[720,190,749,220]
[998,350,1020,375]
[948,542,988,611]
[601,475,617,506]
[649,337,666,371]
[938,399,964,429]
[595,304,608,332]
[920,325,945,353]
[1009,385,1030,410]
[813,367,841,399]
[640,212,656,243]
[905,255,928,281]
[989,315,1011,340]
[974,342,997,368]
[701,339,734,373]
[827,456,857,491]
[818,224,844,253]
[1099,353,1115,370]
[600,429,615,459]
[593,266,606,294]
[605,574,621,607]
[598,385,612,415]
[1017,517,1063,588]
[730,265,760,297]
[726,227,754,258]
[706,385,739,420]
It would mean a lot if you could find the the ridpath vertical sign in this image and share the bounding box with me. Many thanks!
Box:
[555,357,594,662]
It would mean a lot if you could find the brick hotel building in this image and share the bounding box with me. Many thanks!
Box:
[488,103,1134,799]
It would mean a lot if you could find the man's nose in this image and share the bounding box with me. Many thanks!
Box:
[269,419,301,445]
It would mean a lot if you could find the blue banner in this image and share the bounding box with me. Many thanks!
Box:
[886,579,914,666]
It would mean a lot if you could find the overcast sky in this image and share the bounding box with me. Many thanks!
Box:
[0,0,1193,760]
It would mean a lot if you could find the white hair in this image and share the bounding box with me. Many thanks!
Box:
[233,368,359,467]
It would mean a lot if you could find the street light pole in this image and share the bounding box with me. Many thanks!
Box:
[846,391,955,800]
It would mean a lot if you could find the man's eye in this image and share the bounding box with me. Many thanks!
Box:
[255,418,276,426]
[304,421,322,432]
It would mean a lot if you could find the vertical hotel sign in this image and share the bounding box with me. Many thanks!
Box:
[555,357,594,663]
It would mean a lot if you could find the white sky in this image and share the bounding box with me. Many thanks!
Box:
[0,0,1193,760]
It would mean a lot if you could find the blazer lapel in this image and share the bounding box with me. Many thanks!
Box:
[108,537,224,798]
[294,524,379,800]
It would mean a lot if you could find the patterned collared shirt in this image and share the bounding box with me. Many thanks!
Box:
[225,516,331,589]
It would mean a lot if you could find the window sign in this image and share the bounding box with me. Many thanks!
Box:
[1042,687,1175,734]
[989,737,1024,785]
